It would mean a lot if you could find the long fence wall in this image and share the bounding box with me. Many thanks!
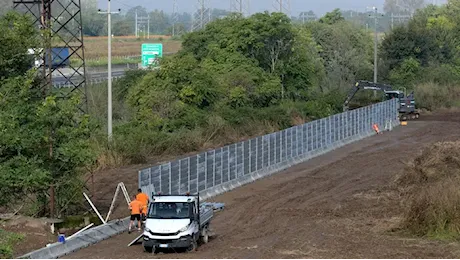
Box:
[139,99,399,200]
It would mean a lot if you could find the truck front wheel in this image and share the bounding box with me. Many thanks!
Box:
[201,228,209,244]
[143,246,152,253]
[187,240,197,252]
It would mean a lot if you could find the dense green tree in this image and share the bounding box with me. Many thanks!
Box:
[0,12,95,216]
[319,8,345,25]
[0,11,39,78]
[380,1,460,85]
[305,20,373,90]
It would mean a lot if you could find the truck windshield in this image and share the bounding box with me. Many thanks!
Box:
[147,202,192,219]
[385,92,405,99]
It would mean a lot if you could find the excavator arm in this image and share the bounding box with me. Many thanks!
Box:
[343,80,394,112]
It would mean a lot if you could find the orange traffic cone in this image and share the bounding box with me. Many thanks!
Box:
[372,123,381,134]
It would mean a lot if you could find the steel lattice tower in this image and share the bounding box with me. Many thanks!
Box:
[172,0,183,36]
[230,0,250,16]
[272,0,290,17]
[13,0,87,110]
[191,0,211,32]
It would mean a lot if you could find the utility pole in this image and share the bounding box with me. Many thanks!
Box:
[391,12,394,29]
[367,6,383,84]
[373,7,378,84]
[147,14,150,39]
[173,0,177,36]
[135,10,138,37]
[98,2,120,141]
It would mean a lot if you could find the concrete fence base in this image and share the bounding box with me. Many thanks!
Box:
[19,218,130,259]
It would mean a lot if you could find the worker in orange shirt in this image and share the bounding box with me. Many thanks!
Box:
[128,195,142,234]
[136,188,149,221]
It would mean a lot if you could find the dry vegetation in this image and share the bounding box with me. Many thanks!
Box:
[83,35,182,59]
[394,141,460,239]
[415,82,460,110]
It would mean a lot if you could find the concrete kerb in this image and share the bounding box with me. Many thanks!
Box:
[18,218,130,259]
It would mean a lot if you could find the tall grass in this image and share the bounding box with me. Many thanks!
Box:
[395,141,460,240]
[415,82,460,111]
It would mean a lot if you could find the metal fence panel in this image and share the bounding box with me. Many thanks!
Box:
[138,99,399,197]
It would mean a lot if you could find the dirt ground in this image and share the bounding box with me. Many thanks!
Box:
[57,111,460,259]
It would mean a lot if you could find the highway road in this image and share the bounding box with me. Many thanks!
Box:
[52,70,126,85]
[51,64,137,86]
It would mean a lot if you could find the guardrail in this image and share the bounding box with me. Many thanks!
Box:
[139,99,399,200]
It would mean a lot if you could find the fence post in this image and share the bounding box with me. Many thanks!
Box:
[242,141,245,176]
[284,129,288,161]
[221,147,223,185]
[315,120,319,150]
[268,135,271,166]
[290,127,293,159]
[205,152,207,190]
[169,162,172,194]
[228,146,230,182]
[248,139,251,174]
[178,160,181,194]
[148,167,152,188]
[196,156,199,193]
[256,137,258,171]
[188,157,191,192]
[159,165,162,193]
[213,150,216,187]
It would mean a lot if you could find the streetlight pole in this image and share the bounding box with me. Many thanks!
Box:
[373,6,378,84]
[98,2,120,141]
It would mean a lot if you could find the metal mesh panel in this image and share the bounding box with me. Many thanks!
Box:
[139,99,399,196]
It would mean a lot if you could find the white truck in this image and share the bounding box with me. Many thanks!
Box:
[142,193,221,253]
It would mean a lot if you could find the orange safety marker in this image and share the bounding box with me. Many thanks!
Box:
[372,123,381,134]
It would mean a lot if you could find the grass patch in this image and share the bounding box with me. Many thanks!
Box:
[0,229,24,259]
[394,141,460,240]
[83,37,182,59]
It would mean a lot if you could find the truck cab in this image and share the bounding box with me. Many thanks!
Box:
[142,194,207,253]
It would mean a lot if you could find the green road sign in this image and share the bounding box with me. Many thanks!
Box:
[141,43,163,68]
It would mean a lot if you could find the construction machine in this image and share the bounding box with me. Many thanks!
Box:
[343,80,420,121]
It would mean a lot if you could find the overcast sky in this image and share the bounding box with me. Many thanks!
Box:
[101,0,447,17]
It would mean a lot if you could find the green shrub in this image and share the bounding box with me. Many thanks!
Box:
[0,229,23,259]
